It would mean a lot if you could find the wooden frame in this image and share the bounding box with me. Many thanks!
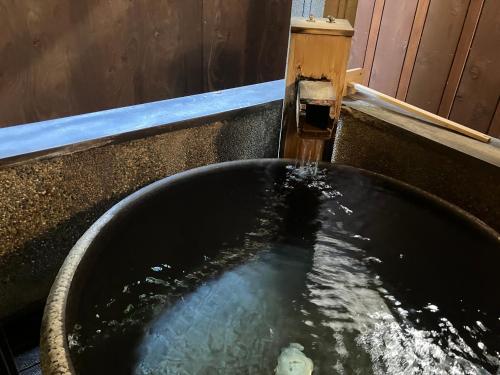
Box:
[282,17,353,159]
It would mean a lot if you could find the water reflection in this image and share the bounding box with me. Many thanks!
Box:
[69,164,500,374]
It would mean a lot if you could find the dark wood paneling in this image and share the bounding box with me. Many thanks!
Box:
[136,0,204,103]
[348,0,375,69]
[202,0,291,92]
[369,0,418,96]
[0,0,292,128]
[449,0,500,133]
[0,0,204,128]
[405,0,469,112]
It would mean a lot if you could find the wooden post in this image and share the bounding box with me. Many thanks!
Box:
[281,17,353,160]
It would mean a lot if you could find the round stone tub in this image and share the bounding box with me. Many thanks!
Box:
[41,159,500,374]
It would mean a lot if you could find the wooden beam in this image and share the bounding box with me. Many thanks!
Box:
[438,0,485,118]
[349,82,491,143]
[396,0,430,101]
[346,68,364,83]
[344,68,364,95]
[362,0,385,85]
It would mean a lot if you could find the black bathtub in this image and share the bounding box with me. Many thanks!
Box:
[41,159,500,374]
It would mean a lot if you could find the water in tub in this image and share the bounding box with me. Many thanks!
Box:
[68,163,500,374]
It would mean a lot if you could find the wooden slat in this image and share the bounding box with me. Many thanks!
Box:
[395,0,430,100]
[324,0,341,17]
[406,0,470,113]
[362,0,385,85]
[488,100,500,138]
[350,82,491,142]
[369,0,419,96]
[438,0,484,117]
[348,0,375,69]
[448,0,500,133]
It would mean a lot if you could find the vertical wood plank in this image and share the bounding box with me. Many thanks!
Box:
[362,0,385,85]
[368,0,419,96]
[348,0,375,68]
[202,0,291,92]
[438,0,484,117]
[0,0,292,127]
[488,100,500,138]
[449,0,500,133]
[405,0,469,113]
[395,0,430,100]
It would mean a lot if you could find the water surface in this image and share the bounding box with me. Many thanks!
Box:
[68,163,500,374]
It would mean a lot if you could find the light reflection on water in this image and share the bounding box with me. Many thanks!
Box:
[69,164,500,374]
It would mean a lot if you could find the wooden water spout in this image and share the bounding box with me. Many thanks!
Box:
[280,16,353,162]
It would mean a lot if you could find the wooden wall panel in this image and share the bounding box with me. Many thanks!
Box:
[349,0,499,137]
[202,0,291,92]
[488,101,500,138]
[0,0,204,127]
[396,0,430,100]
[438,0,484,118]
[368,0,418,96]
[348,0,375,69]
[361,0,384,85]
[449,0,500,133]
[405,0,469,112]
[0,0,291,128]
